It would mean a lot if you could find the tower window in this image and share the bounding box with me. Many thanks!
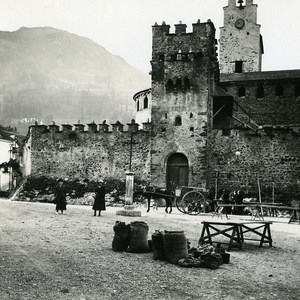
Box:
[166,79,174,92]
[238,86,246,97]
[295,83,300,96]
[175,116,182,126]
[235,61,243,73]
[275,85,284,96]
[137,100,140,112]
[175,78,182,91]
[190,113,193,118]
[158,54,165,61]
[144,96,148,109]
[256,86,264,98]
[165,113,168,119]
[183,78,190,91]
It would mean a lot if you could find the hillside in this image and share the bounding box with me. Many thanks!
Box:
[0,27,150,134]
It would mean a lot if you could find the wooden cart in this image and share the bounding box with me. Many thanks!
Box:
[175,186,209,215]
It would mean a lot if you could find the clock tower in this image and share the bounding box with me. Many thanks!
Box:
[219,0,264,74]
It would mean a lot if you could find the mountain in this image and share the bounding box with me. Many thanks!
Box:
[0,27,150,134]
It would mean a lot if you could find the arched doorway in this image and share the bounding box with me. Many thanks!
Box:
[166,153,189,191]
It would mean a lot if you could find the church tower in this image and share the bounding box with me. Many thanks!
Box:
[219,0,264,74]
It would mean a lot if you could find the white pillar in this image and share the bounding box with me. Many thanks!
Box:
[125,171,134,205]
[116,171,141,217]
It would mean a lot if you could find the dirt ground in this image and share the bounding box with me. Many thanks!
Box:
[0,199,299,300]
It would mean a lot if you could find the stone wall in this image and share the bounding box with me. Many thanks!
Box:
[207,128,300,200]
[220,71,300,125]
[24,124,151,182]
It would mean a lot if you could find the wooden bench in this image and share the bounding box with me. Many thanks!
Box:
[199,221,273,251]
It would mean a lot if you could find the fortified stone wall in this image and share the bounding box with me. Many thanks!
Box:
[208,128,300,199]
[24,122,151,182]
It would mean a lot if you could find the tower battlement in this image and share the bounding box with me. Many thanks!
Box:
[152,19,215,37]
[29,120,153,136]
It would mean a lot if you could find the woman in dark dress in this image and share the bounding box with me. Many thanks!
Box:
[54,179,67,214]
[93,180,106,216]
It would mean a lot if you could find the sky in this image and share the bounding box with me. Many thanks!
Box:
[0,0,299,73]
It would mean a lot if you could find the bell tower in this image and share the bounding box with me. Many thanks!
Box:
[219,0,264,74]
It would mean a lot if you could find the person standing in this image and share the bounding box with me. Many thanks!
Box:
[221,189,231,218]
[54,179,67,214]
[93,179,106,216]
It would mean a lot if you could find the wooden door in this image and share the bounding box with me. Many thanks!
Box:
[166,153,189,191]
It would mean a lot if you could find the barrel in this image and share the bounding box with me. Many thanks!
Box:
[163,231,188,264]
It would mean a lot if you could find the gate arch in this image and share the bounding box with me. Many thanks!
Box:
[166,153,189,191]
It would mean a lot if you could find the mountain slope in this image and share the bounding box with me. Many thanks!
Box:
[0,27,150,133]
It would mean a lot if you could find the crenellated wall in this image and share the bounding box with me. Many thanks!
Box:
[24,122,151,182]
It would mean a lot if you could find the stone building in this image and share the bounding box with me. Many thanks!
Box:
[22,0,300,199]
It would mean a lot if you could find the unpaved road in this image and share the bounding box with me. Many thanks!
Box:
[0,199,299,300]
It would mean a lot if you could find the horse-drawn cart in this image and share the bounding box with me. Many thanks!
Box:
[175,186,209,215]
[134,185,209,214]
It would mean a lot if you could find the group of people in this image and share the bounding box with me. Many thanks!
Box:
[53,179,106,216]
[220,189,245,215]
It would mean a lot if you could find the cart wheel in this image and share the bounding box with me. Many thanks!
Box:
[181,191,206,215]
[176,197,187,213]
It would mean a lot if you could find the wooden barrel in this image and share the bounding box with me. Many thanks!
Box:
[163,230,188,264]
[127,221,149,253]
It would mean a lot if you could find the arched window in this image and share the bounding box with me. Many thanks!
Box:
[238,86,246,97]
[183,77,190,91]
[166,79,174,92]
[175,116,182,126]
[275,85,284,96]
[137,100,139,112]
[190,113,193,118]
[256,86,264,98]
[175,78,182,91]
[143,96,148,109]
[295,83,300,96]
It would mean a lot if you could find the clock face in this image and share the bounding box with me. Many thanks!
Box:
[235,19,245,29]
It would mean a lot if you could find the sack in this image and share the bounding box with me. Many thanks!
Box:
[152,231,166,260]
[112,221,130,252]
[200,253,222,269]
[127,221,149,253]
[163,231,188,264]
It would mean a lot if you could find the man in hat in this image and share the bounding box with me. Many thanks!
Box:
[92,179,106,216]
